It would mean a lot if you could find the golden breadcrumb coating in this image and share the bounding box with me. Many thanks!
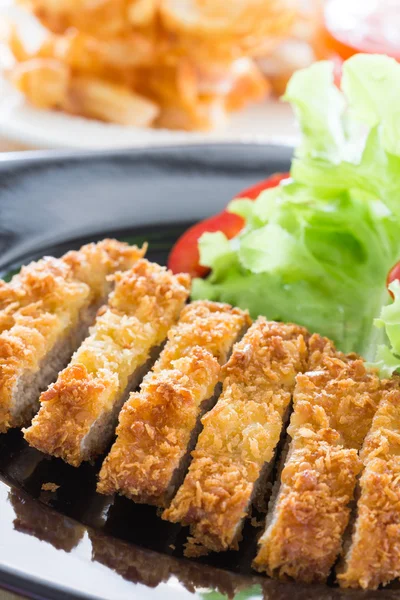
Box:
[98,348,220,503]
[24,260,190,466]
[62,238,146,299]
[338,386,400,589]
[0,240,145,433]
[292,360,382,452]
[0,258,85,335]
[97,301,250,505]
[154,301,251,369]
[254,342,383,583]
[0,239,144,334]
[253,429,362,583]
[306,332,349,370]
[163,318,309,556]
[0,269,89,432]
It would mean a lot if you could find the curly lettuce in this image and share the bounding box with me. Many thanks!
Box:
[368,281,400,376]
[192,55,400,356]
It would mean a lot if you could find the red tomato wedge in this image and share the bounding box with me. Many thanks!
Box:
[168,172,289,278]
[235,172,290,200]
[387,262,400,299]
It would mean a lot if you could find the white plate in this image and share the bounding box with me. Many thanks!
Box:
[0,0,298,150]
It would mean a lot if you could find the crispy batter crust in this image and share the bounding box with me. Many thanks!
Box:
[97,301,250,505]
[0,239,144,333]
[338,387,400,589]
[163,319,309,555]
[24,260,190,466]
[0,257,85,335]
[98,347,220,503]
[0,270,89,432]
[253,341,383,583]
[253,429,362,582]
[62,238,146,299]
[295,347,382,452]
[154,300,251,369]
[0,240,145,432]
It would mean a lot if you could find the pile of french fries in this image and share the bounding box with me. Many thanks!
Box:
[6,0,298,130]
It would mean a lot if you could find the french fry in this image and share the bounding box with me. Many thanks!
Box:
[10,58,70,109]
[63,75,159,127]
[10,0,290,130]
[128,0,157,27]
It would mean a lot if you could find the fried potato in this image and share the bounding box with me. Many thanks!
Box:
[160,0,297,60]
[11,56,159,126]
[19,0,296,64]
[11,58,69,109]
[64,75,159,127]
[43,30,156,73]
[128,0,157,27]
[10,0,287,130]
[160,0,296,37]
[20,0,132,37]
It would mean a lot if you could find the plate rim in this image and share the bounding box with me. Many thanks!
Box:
[0,140,294,165]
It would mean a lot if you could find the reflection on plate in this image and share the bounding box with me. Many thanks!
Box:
[4,467,398,600]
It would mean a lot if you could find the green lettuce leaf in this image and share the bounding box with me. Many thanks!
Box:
[192,54,400,357]
[368,281,400,376]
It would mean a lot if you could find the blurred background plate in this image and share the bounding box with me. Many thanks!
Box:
[0,0,298,150]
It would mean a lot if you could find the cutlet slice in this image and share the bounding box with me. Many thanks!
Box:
[24,260,190,467]
[163,318,309,556]
[337,385,400,589]
[0,239,141,334]
[62,238,145,299]
[0,239,144,432]
[97,301,250,506]
[253,336,383,583]
[0,259,70,335]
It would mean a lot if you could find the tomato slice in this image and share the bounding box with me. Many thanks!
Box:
[235,172,289,200]
[387,261,400,298]
[168,211,244,278]
[168,172,289,278]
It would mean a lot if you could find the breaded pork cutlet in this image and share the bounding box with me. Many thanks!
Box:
[0,239,140,333]
[24,260,190,467]
[97,301,250,506]
[0,239,144,432]
[253,335,383,583]
[0,260,69,335]
[337,384,400,589]
[163,318,309,557]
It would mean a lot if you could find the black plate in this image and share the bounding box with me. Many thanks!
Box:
[0,144,393,600]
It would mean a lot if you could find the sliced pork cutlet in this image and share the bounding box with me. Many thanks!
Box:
[0,238,142,334]
[337,383,400,590]
[163,318,309,557]
[24,259,190,467]
[253,335,384,583]
[0,239,144,432]
[97,301,251,506]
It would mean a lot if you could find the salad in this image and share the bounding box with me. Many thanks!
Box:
[169,53,400,371]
